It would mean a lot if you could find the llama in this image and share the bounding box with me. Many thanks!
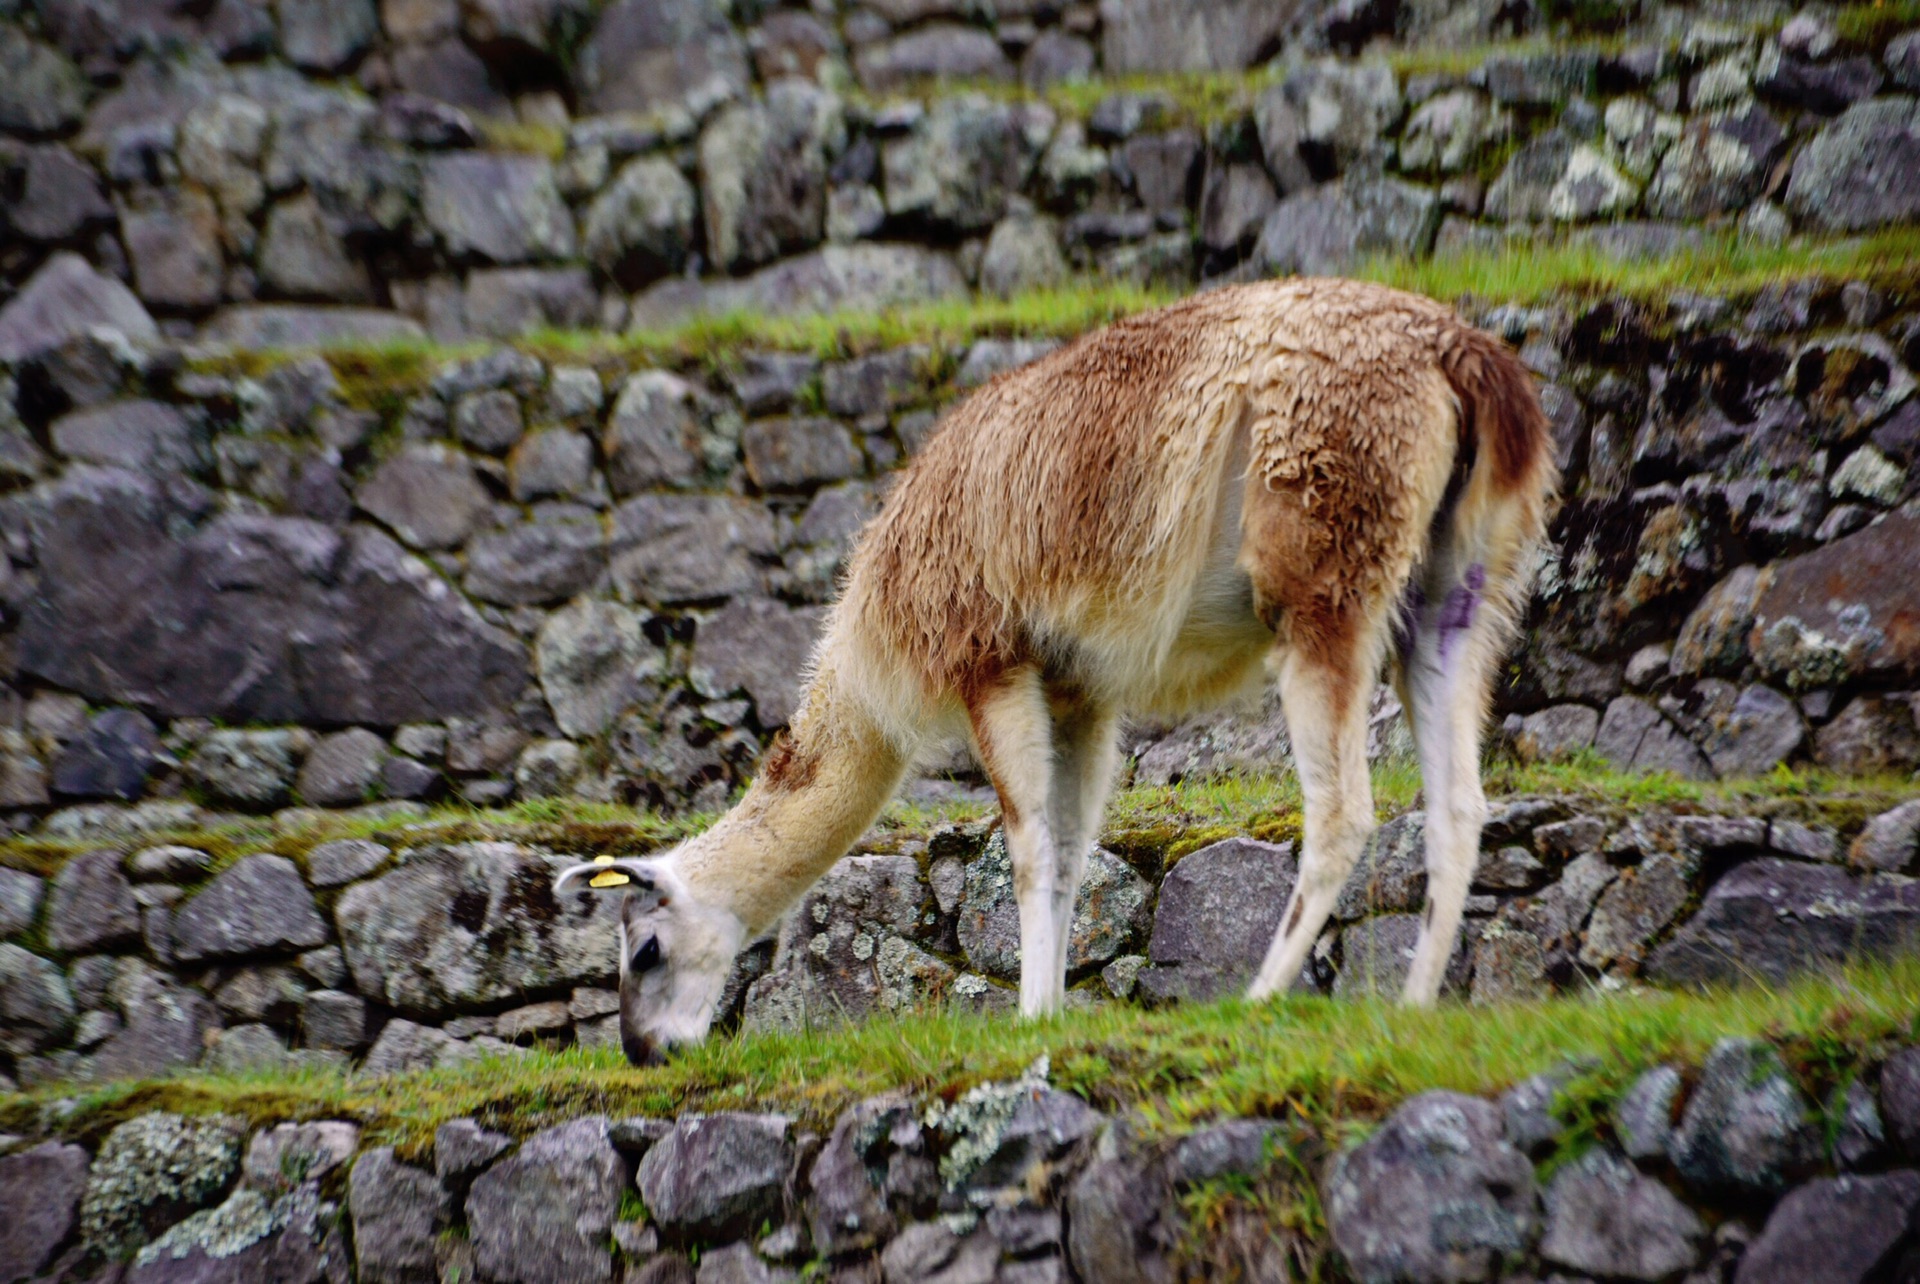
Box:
[555,277,1555,1065]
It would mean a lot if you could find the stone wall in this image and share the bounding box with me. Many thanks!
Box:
[0,277,1914,821]
[0,0,1918,346]
[2,789,1918,1090]
[5,1032,1920,1282]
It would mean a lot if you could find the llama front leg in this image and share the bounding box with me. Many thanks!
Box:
[968,669,1067,1017]
[1249,645,1379,1000]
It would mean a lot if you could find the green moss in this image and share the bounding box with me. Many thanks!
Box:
[1834,0,1920,48]
[9,957,1918,1162]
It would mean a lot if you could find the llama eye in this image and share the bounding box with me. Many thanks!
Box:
[631,936,662,972]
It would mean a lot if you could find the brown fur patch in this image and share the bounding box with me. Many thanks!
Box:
[758,731,820,793]
[1286,898,1304,937]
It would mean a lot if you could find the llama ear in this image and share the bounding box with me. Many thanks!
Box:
[554,856,657,895]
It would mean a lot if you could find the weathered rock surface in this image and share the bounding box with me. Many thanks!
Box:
[1539,1147,1704,1280]
[1140,837,1295,1000]
[0,1141,89,1283]
[336,843,621,1015]
[1734,1169,1920,1284]
[469,1118,623,1284]
[1325,1091,1538,1284]
[349,1147,451,1284]
[1669,1038,1821,1196]
[171,854,329,964]
[637,1113,793,1241]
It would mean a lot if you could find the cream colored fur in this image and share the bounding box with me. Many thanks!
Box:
[555,278,1555,1059]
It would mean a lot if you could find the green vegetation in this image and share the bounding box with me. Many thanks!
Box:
[187,227,1920,404]
[5,957,1916,1161]
[1834,0,1920,48]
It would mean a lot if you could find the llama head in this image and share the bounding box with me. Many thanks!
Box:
[554,853,744,1066]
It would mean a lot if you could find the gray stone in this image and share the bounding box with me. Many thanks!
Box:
[1853,800,1920,873]
[1892,32,1920,91]
[423,152,575,264]
[508,430,594,503]
[50,400,201,475]
[1816,695,1920,775]
[1669,1037,1821,1197]
[1514,704,1600,762]
[1199,162,1278,254]
[729,354,819,416]
[1770,818,1840,862]
[199,305,425,350]
[26,439,445,729]
[611,493,777,604]
[44,848,141,955]
[0,867,43,938]
[1335,812,1429,920]
[856,25,1013,91]
[1580,850,1692,969]
[578,0,749,117]
[75,962,213,1080]
[296,728,386,807]
[742,417,862,491]
[980,213,1068,298]
[52,709,162,801]
[1141,837,1295,999]
[1593,696,1713,779]
[1786,96,1920,231]
[1324,1091,1538,1284]
[879,1222,998,1284]
[1278,58,1402,170]
[349,1147,451,1284]
[306,839,390,888]
[361,1018,460,1075]
[514,740,580,798]
[355,443,491,551]
[1473,846,1543,892]
[1334,913,1469,998]
[700,82,838,272]
[0,28,88,134]
[469,1117,622,1284]
[1065,1152,1177,1284]
[432,348,544,401]
[0,252,158,363]
[435,1118,513,1184]
[1399,89,1505,173]
[244,1121,359,1196]
[1100,0,1290,74]
[583,157,698,290]
[1674,564,1774,675]
[454,388,525,454]
[1254,174,1441,276]
[1646,858,1920,987]
[603,370,705,494]
[172,854,329,964]
[279,0,376,70]
[1476,49,1598,103]
[0,942,74,1055]
[300,990,368,1051]
[336,843,621,1015]
[954,832,1152,981]
[690,597,826,727]
[260,193,373,302]
[1753,512,1920,688]
[80,1112,246,1260]
[7,144,110,242]
[1836,1078,1886,1169]
[808,1094,910,1256]
[1486,130,1638,222]
[1540,1147,1704,1280]
[1735,1170,1920,1284]
[214,964,310,1023]
[1615,1064,1682,1161]
[637,1113,793,1241]
[125,1180,342,1284]
[463,507,606,606]
[537,599,659,738]
[882,95,1049,233]
[0,730,49,810]
[823,347,926,418]
[1648,103,1785,219]
[120,188,224,310]
[0,1141,89,1284]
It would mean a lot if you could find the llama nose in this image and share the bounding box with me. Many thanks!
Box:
[622,1027,671,1068]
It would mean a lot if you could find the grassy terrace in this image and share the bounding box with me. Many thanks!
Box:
[189,227,1920,417]
[3,958,1916,1163]
[3,762,1918,1154]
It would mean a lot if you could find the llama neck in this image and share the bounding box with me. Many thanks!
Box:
[669,662,911,937]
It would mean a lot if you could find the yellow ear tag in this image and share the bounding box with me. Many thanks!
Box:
[587,855,631,889]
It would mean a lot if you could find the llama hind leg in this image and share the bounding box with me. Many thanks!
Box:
[1044,695,1120,986]
[1400,568,1499,1004]
[967,669,1067,1017]
[1249,643,1380,1000]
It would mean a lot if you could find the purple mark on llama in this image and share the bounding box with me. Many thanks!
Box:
[1436,563,1486,660]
